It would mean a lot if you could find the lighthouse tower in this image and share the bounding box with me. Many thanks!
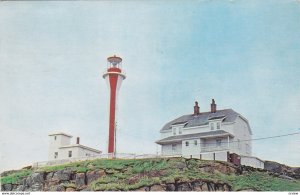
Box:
[103,55,126,155]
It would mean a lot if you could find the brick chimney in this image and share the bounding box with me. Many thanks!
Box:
[76,137,80,144]
[211,99,217,113]
[194,101,200,115]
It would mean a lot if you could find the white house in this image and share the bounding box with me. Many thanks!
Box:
[48,132,101,161]
[156,100,264,169]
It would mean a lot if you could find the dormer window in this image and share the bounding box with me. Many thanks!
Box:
[217,122,221,129]
[179,127,182,134]
[173,128,176,135]
[210,123,214,130]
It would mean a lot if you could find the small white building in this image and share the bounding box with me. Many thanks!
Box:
[156,100,264,169]
[48,132,101,161]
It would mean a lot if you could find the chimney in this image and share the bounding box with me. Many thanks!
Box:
[76,137,80,144]
[194,101,200,115]
[211,99,217,113]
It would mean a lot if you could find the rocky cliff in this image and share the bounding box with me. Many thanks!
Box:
[1,158,300,191]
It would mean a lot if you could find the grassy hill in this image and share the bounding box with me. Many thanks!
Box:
[1,157,300,191]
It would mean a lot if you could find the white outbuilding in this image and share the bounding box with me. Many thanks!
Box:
[48,132,101,161]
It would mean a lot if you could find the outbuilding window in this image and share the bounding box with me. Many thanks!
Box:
[54,152,58,159]
[68,151,72,158]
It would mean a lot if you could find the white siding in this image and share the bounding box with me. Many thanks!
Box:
[221,122,235,135]
[162,144,182,156]
[161,131,172,139]
[59,147,79,159]
[199,151,228,161]
[182,138,201,157]
[201,137,230,152]
[232,117,252,156]
[182,125,209,135]
[162,145,172,155]
[241,156,264,169]
[48,135,71,160]
[77,147,100,157]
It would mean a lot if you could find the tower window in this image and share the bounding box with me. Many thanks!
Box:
[68,151,72,158]
[54,152,58,159]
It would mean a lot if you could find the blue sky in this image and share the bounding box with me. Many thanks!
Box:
[0,0,300,172]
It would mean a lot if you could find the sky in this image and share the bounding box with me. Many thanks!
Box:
[0,0,300,172]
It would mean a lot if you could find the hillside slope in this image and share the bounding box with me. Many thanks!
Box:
[1,157,300,191]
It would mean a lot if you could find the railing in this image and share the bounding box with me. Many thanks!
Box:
[200,144,233,152]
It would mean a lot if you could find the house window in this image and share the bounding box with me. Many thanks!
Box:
[68,151,72,158]
[210,123,214,130]
[185,141,189,147]
[54,136,57,140]
[54,152,58,159]
[194,140,197,146]
[173,128,176,135]
[237,139,241,149]
[246,144,250,154]
[179,127,182,134]
[172,144,177,152]
[217,122,221,129]
[216,139,222,146]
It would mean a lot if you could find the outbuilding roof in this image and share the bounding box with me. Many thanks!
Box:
[59,144,101,153]
[156,130,234,145]
[48,132,73,138]
[160,109,242,132]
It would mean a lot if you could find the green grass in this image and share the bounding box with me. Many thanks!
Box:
[2,157,300,191]
[129,159,169,174]
[1,169,33,184]
[227,172,300,191]
[91,176,161,191]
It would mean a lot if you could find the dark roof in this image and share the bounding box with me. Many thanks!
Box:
[161,109,242,131]
[156,130,233,145]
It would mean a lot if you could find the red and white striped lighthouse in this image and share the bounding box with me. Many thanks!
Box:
[103,55,126,155]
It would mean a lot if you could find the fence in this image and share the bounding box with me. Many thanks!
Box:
[32,153,161,168]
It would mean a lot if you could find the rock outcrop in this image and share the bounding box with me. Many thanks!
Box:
[1,169,231,192]
[1,158,299,192]
[264,161,300,179]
